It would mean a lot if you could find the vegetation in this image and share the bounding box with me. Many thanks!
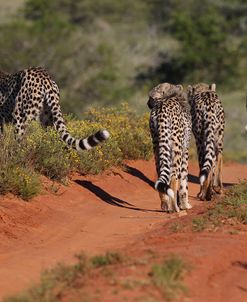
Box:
[0,105,152,200]
[4,252,190,302]
[151,255,190,301]
[91,251,123,268]
[192,217,207,232]
[0,0,246,199]
[3,251,121,302]
[190,181,247,231]
[207,181,247,226]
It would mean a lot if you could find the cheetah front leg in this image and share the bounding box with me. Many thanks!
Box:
[198,168,213,201]
[179,150,192,210]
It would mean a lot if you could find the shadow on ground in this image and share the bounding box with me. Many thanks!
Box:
[75,180,163,213]
[124,165,155,188]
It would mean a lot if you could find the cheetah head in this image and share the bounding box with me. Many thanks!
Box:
[187,83,216,99]
[147,83,183,109]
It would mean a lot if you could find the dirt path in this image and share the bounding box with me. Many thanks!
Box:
[0,160,246,300]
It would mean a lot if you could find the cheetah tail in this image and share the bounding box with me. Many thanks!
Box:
[154,180,175,199]
[199,116,216,185]
[199,170,209,186]
[61,130,110,152]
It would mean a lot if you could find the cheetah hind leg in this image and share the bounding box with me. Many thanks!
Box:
[169,176,180,213]
[213,153,223,194]
[159,177,180,213]
[198,170,213,201]
[159,192,171,212]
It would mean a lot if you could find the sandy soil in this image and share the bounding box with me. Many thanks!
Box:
[0,160,246,301]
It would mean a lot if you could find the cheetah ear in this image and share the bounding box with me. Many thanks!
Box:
[176,84,183,92]
[210,83,216,91]
[176,85,184,91]
[187,85,193,94]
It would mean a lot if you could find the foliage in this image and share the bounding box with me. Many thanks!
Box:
[3,251,123,302]
[2,0,247,115]
[143,0,243,86]
[91,252,123,268]
[192,217,207,232]
[171,5,238,84]
[190,181,247,231]
[0,105,152,199]
[208,181,247,225]
[0,0,156,116]
[0,127,40,200]
[151,255,189,301]
[4,251,190,302]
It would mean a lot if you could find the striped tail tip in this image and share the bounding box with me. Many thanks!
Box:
[199,170,209,186]
[167,188,175,199]
[200,175,206,186]
[101,129,110,140]
[154,180,174,199]
[76,129,110,152]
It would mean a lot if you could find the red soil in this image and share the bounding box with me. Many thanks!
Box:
[0,160,246,301]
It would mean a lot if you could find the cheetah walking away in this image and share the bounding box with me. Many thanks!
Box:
[148,83,192,213]
[188,83,225,201]
[0,67,109,150]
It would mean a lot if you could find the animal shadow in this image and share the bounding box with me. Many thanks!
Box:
[76,180,162,213]
[124,165,154,188]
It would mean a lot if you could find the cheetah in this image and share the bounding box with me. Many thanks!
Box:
[148,83,192,213]
[187,83,225,201]
[0,67,109,150]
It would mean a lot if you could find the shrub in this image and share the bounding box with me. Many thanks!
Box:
[0,127,40,200]
[0,104,152,199]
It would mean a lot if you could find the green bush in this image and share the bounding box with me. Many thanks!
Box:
[0,127,40,200]
[0,105,152,199]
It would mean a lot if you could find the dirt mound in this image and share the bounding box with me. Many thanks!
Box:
[0,160,246,301]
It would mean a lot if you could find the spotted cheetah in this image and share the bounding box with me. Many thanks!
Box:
[0,67,109,150]
[148,83,192,213]
[188,83,225,201]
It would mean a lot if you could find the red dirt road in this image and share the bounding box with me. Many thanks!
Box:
[0,160,247,301]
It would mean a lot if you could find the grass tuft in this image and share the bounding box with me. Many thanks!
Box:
[192,217,207,232]
[191,181,247,231]
[151,255,189,301]
[91,251,123,268]
[169,222,184,233]
[4,251,123,302]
